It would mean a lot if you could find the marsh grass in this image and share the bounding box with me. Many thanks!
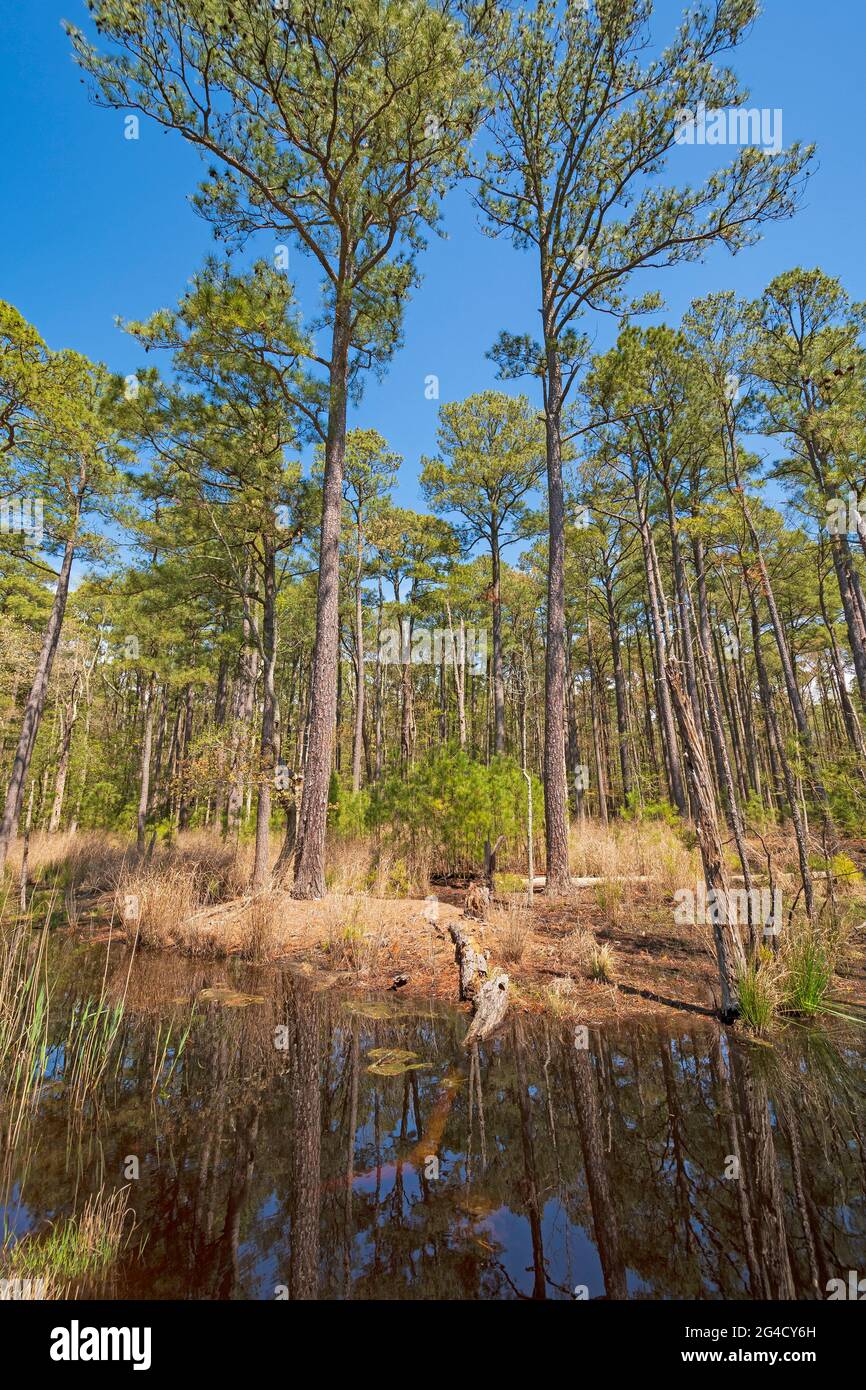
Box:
[0,894,53,1171]
[781,932,833,1017]
[0,896,131,1202]
[2,1185,137,1297]
[737,926,836,1032]
[150,1010,195,1096]
[736,957,781,1034]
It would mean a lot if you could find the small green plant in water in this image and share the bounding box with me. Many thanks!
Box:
[1,1185,137,1297]
[782,934,832,1016]
[736,960,779,1034]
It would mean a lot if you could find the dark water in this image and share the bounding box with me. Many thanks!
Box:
[3,944,865,1300]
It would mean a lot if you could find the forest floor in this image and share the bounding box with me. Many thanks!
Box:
[11,825,866,1031]
[64,876,866,1031]
[257,884,866,1028]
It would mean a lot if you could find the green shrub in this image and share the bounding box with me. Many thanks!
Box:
[493,871,525,894]
[327,782,371,839]
[808,851,863,889]
[741,791,777,834]
[369,747,543,876]
[619,791,680,826]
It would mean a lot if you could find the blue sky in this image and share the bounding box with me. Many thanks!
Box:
[1,0,864,522]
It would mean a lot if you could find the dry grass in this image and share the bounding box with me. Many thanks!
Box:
[319,893,392,977]
[5,830,129,895]
[493,900,531,963]
[543,976,578,1016]
[588,941,616,983]
[593,877,630,928]
[115,854,283,962]
[116,864,202,950]
[235,893,279,963]
[570,819,698,896]
[552,926,616,984]
[326,837,376,894]
[5,827,279,905]
[326,836,434,899]
[555,926,595,975]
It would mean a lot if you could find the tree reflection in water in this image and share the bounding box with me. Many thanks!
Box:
[3,948,864,1301]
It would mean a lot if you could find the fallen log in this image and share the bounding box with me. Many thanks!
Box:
[448,921,509,1045]
[527,874,651,889]
[448,922,489,1002]
[183,896,255,924]
[463,971,510,1048]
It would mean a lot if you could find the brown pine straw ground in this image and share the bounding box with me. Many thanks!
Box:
[10,825,866,1030]
[62,881,866,1031]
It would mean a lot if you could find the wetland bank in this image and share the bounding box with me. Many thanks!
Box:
[1,926,865,1302]
[2,818,865,1302]
[3,0,866,1318]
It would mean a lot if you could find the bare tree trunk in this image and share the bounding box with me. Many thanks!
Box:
[818,569,866,758]
[176,683,195,831]
[374,584,384,779]
[226,589,258,847]
[603,571,631,805]
[586,608,609,824]
[293,297,352,899]
[635,494,686,816]
[491,518,506,755]
[692,538,756,948]
[252,538,278,893]
[666,659,747,1021]
[446,601,466,749]
[0,519,78,877]
[136,673,156,855]
[19,781,34,911]
[749,598,815,920]
[351,522,365,793]
[48,672,81,833]
[541,337,572,894]
[400,615,416,771]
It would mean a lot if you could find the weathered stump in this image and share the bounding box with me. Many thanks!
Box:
[448,923,509,1046]
[464,881,490,921]
[448,923,488,1002]
[463,971,510,1048]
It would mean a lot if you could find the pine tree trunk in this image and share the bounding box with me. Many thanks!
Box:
[665,659,747,1021]
[136,673,156,855]
[293,296,352,898]
[0,518,78,876]
[226,595,258,847]
[252,537,278,893]
[634,491,686,815]
[491,519,506,755]
[541,337,572,893]
[48,672,81,834]
[351,521,365,793]
[603,571,631,804]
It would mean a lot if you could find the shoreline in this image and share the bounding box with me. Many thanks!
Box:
[64,879,866,1036]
